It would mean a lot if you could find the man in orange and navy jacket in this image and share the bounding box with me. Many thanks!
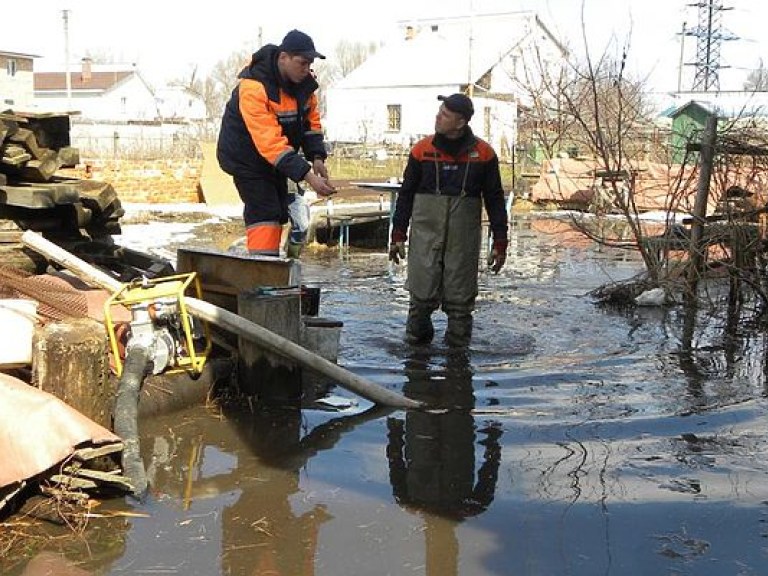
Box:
[217,29,336,255]
[388,93,509,348]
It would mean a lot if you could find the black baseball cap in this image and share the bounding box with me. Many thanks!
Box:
[438,93,474,120]
[279,29,326,60]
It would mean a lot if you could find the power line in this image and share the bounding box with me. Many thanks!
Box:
[683,0,738,91]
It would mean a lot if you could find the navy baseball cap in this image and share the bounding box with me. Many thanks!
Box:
[279,29,326,60]
[438,93,474,120]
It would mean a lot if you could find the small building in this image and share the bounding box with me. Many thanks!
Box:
[324,11,566,161]
[0,50,39,110]
[664,92,768,164]
[33,60,208,157]
[668,100,714,164]
[34,59,158,122]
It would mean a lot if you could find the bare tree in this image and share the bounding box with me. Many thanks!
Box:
[531,41,768,310]
[182,40,378,132]
[744,60,768,92]
[169,49,250,139]
[313,39,379,115]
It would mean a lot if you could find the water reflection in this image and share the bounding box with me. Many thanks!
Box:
[386,350,502,575]
[19,210,768,575]
[220,403,393,575]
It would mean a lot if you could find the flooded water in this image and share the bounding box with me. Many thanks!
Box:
[9,213,768,576]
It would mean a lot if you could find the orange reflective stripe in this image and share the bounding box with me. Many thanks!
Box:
[306,92,322,132]
[240,80,293,166]
[246,223,282,254]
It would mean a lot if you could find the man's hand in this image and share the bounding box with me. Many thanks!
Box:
[487,239,508,274]
[304,170,336,197]
[389,228,407,264]
[312,158,329,180]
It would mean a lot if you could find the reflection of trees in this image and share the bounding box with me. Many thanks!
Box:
[386,351,502,576]
[616,296,768,411]
[667,292,768,410]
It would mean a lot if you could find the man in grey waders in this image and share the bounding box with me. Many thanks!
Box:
[388,93,508,348]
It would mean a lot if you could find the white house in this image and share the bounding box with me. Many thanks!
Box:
[33,60,159,121]
[32,60,209,156]
[324,11,566,160]
[0,50,39,111]
[154,85,208,122]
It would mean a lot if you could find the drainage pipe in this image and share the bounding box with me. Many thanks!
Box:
[21,231,423,410]
[113,341,152,497]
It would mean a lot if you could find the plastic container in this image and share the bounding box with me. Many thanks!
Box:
[301,285,321,316]
[301,317,343,398]
[0,299,38,367]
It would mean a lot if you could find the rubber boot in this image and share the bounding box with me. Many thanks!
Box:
[445,312,473,348]
[405,305,434,344]
[286,241,303,259]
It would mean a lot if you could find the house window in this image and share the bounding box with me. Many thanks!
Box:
[387,104,401,132]
[7,59,17,77]
[484,107,492,141]
[121,96,127,114]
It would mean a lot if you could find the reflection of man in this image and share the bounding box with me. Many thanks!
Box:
[218,404,392,575]
[387,353,502,517]
[386,352,502,574]
[226,407,327,576]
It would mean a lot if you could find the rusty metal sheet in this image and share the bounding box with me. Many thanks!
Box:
[0,372,120,490]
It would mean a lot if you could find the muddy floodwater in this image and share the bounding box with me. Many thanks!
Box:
[9,212,768,576]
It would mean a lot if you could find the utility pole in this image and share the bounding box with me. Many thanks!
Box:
[467,0,474,97]
[684,0,737,92]
[677,21,686,92]
[62,9,72,110]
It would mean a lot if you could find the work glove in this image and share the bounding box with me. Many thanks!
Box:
[389,229,407,264]
[487,238,508,274]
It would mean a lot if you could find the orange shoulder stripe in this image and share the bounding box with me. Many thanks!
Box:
[239,80,292,166]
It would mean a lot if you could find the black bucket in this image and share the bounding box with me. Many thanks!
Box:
[301,285,321,316]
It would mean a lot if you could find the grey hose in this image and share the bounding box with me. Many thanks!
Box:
[113,342,152,498]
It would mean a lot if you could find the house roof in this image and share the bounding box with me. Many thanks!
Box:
[659,92,768,119]
[668,100,714,118]
[334,11,558,90]
[34,70,136,93]
[0,50,40,59]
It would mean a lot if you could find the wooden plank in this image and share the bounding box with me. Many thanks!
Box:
[19,149,62,182]
[0,112,29,123]
[1,151,32,166]
[9,127,47,159]
[73,442,124,461]
[40,485,90,502]
[0,230,23,243]
[50,474,98,490]
[63,466,134,490]
[176,247,299,312]
[326,209,390,220]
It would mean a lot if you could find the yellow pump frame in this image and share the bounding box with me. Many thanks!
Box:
[104,272,211,377]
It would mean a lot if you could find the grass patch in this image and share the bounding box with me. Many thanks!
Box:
[326,156,516,189]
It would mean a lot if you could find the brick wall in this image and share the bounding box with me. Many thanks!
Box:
[59,158,204,204]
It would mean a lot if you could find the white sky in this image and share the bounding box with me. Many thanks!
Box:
[2,0,766,92]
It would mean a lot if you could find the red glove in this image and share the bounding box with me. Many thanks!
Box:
[487,239,508,273]
[389,229,407,264]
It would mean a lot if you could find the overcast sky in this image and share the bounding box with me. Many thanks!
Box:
[2,0,765,92]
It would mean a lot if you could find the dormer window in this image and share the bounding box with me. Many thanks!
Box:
[7,59,17,77]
